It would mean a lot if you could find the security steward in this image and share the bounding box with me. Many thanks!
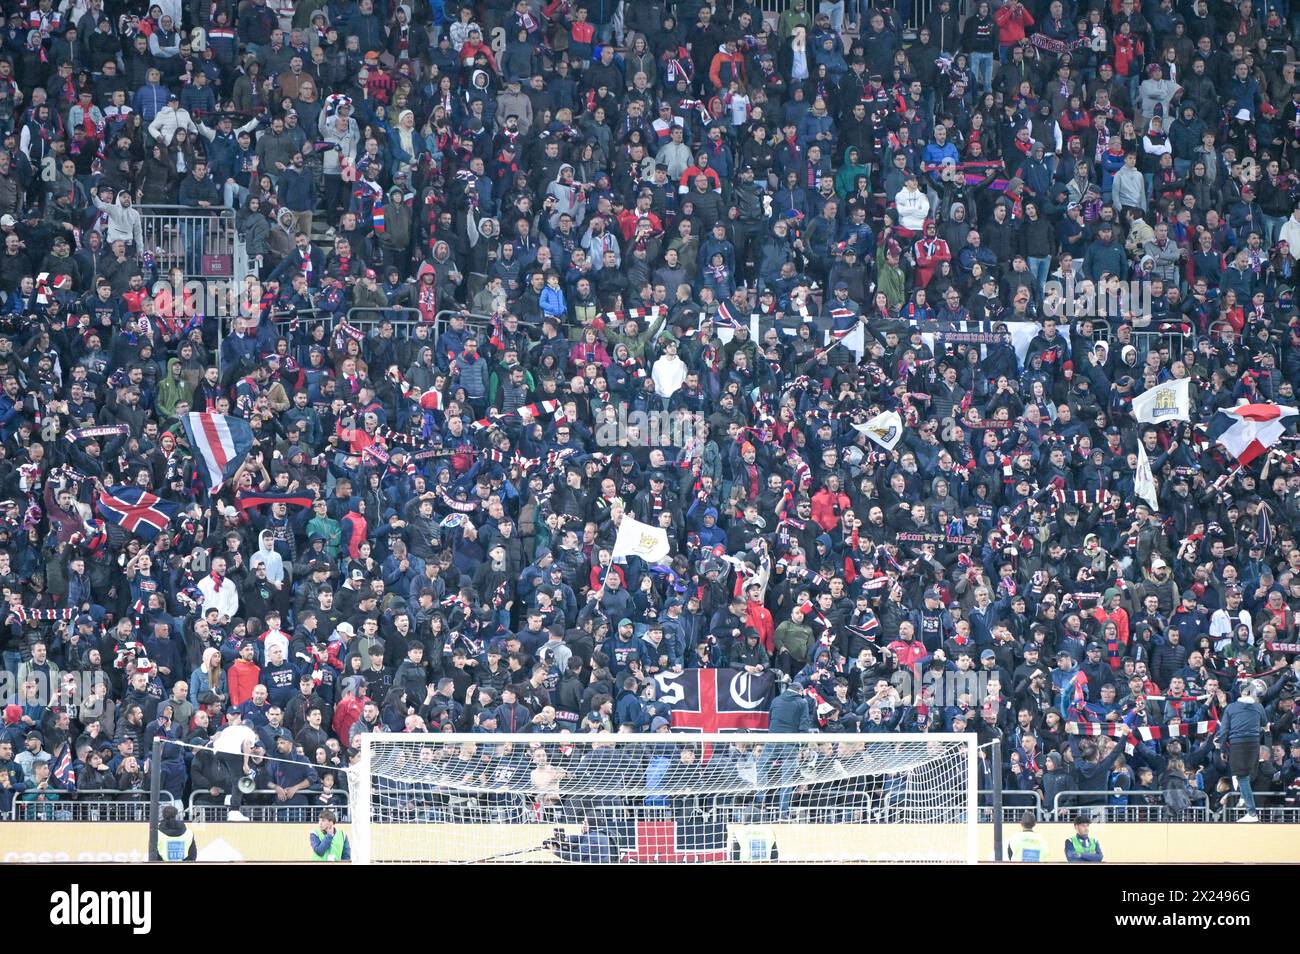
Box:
[153,804,198,861]
[1005,810,1048,862]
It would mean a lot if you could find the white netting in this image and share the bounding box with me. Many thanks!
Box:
[352,733,977,864]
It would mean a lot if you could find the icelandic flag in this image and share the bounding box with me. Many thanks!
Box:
[181,411,254,491]
[1206,403,1298,465]
[96,485,182,540]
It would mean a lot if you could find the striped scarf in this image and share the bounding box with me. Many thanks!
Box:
[9,606,76,622]
[1066,719,1219,754]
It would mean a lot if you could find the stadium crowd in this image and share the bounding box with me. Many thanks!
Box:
[0,0,1299,827]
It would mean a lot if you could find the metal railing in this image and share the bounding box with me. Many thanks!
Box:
[1087,322,1191,363]
[1132,328,1193,361]
[433,308,525,341]
[138,205,242,287]
[345,307,425,332]
[1051,789,1213,822]
[11,791,155,822]
[755,0,946,32]
[876,788,1041,824]
[187,789,349,824]
[268,307,427,340]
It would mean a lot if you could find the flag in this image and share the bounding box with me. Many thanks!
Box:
[618,819,730,863]
[1131,378,1192,424]
[180,412,255,491]
[1135,443,1159,511]
[715,300,744,331]
[829,323,866,360]
[610,515,671,565]
[852,410,903,451]
[1206,403,1298,465]
[236,490,315,511]
[51,742,76,788]
[656,668,775,734]
[96,486,182,540]
[1257,502,1274,549]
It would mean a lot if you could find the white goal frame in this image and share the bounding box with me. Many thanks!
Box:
[351,733,979,864]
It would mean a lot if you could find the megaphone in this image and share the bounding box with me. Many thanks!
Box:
[237,775,257,794]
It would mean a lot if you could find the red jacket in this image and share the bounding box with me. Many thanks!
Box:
[913,236,952,288]
[887,638,929,674]
[227,659,261,708]
[810,487,851,532]
[993,3,1034,44]
[333,695,364,743]
[458,40,498,73]
[340,510,368,560]
[708,49,746,91]
[746,599,775,652]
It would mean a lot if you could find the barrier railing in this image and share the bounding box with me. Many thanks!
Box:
[434,308,509,341]
[1132,328,1193,361]
[880,788,1042,824]
[138,205,241,287]
[1051,789,1212,822]
[755,0,944,33]
[12,793,155,822]
[187,789,349,824]
[344,307,424,333]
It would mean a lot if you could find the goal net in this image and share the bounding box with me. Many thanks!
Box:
[352,733,978,864]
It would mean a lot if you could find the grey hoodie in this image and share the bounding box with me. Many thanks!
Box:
[92,191,144,249]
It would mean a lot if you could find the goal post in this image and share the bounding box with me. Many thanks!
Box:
[352,733,979,864]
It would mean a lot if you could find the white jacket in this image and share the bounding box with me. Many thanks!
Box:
[652,353,688,398]
[148,105,197,145]
[198,575,240,619]
[894,187,930,230]
[1279,215,1300,261]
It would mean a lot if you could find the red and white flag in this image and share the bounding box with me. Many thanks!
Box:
[180,411,254,491]
[1206,403,1298,465]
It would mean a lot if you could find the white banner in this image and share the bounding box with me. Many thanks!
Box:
[611,515,671,565]
[1132,378,1192,424]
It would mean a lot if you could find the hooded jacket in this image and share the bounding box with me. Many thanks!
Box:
[91,191,144,249]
